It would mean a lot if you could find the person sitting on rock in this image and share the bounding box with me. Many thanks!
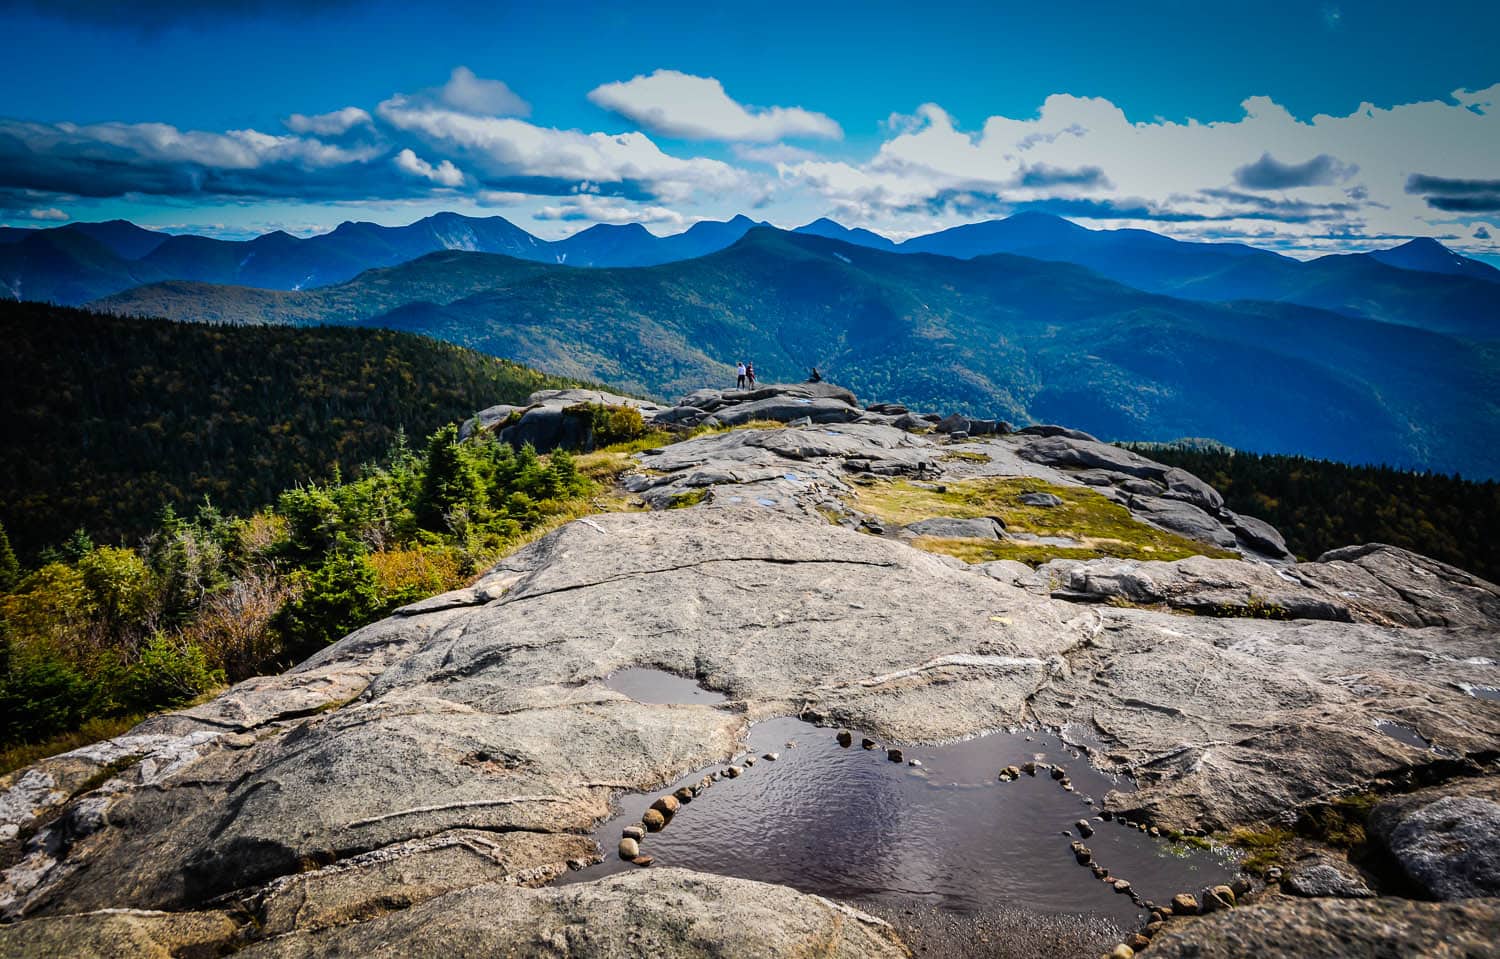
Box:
[736,361,747,389]
[746,362,756,387]
[808,367,822,383]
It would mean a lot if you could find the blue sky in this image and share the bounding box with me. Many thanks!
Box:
[1,0,1497,259]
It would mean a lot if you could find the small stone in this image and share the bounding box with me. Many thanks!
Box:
[642,809,666,832]
[861,738,877,750]
[1144,921,1164,938]
[1267,866,1284,881]
[1002,765,1021,780]
[651,795,680,817]
[1100,810,1114,821]
[1074,846,1093,865]
[1051,766,1067,780]
[1113,879,1132,894]
[837,730,853,747]
[887,748,904,763]
[674,787,694,804]
[1077,820,1095,838]
[726,765,743,778]
[763,752,779,761]
[622,824,645,841]
[1149,826,1160,837]
[1126,934,1151,951]
[631,854,654,867]
[1231,877,1252,898]
[1022,761,1038,776]
[1108,944,1134,959]
[908,759,922,767]
[1062,783,1075,792]
[744,756,757,767]
[1199,884,1236,913]
[1171,893,1198,915]
[1090,863,1107,878]
[618,837,640,859]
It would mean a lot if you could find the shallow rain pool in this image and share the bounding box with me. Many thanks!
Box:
[574,669,1238,942]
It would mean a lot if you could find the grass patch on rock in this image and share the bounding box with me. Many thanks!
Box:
[851,477,1236,566]
[1227,825,1294,875]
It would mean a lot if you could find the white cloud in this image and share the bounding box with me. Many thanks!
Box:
[431,66,531,117]
[26,207,68,221]
[775,85,1500,251]
[377,94,748,201]
[284,107,373,136]
[534,195,686,226]
[588,70,841,142]
[732,142,824,165]
[393,147,464,187]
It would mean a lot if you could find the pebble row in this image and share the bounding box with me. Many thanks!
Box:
[993,752,1250,958]
[617,746,786,867]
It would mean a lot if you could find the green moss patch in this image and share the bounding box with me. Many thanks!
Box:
[852,477,1236,566]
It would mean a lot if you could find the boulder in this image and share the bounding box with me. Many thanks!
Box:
[1017,491,1063,507]
[1229,512,1294,559]
[1296,544,1500,629]
[1283,854,1374,899]
[1016,425,1099,442]
[903,516,1005,540]
[1368,779,1500,900]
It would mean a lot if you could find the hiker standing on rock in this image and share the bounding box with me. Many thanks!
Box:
[736,361,747,389]
[746,362,756,387]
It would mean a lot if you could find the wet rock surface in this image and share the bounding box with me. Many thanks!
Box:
[2,383,1497,957]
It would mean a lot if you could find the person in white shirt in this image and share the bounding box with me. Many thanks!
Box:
[736,361,747,389]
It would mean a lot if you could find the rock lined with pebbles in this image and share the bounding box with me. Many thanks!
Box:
[619,838,640,860]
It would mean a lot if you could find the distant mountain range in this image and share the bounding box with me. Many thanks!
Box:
[4,210,1498,339]
[96,228,1500,478]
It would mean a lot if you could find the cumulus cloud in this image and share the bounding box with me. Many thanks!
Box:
[393,148,464,187]
[776,84,1500,250]
[285,107,372,136]
[377,93,746,201]
[588,70,841,142]
[534,195,686,227]
[1476,225,1492,239]
[401,66,531,118]
[25,207,69,221]
[1233,152,1356,190]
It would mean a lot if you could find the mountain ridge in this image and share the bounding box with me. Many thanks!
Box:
[94,226,1500,478]
[6,211,1496,340]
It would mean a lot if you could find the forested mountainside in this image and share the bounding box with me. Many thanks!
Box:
[1124,443,1500,582]
[0,302,589,556]
[96,228,1500,478]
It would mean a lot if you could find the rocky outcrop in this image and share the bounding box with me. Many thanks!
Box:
[2,383,1496,956]
[462,388,667,448]
[237,869,908,958]
[1146,897,1500,958]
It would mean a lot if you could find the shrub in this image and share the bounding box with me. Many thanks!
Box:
[0,643,101,745]
[119,634,223,713]
[279,542,384,655]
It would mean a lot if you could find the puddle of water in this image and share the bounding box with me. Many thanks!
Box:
[565,677,1238,930]
[1461,684,1500,702]
[604,668,728,706]
[1374,718,1432,750]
